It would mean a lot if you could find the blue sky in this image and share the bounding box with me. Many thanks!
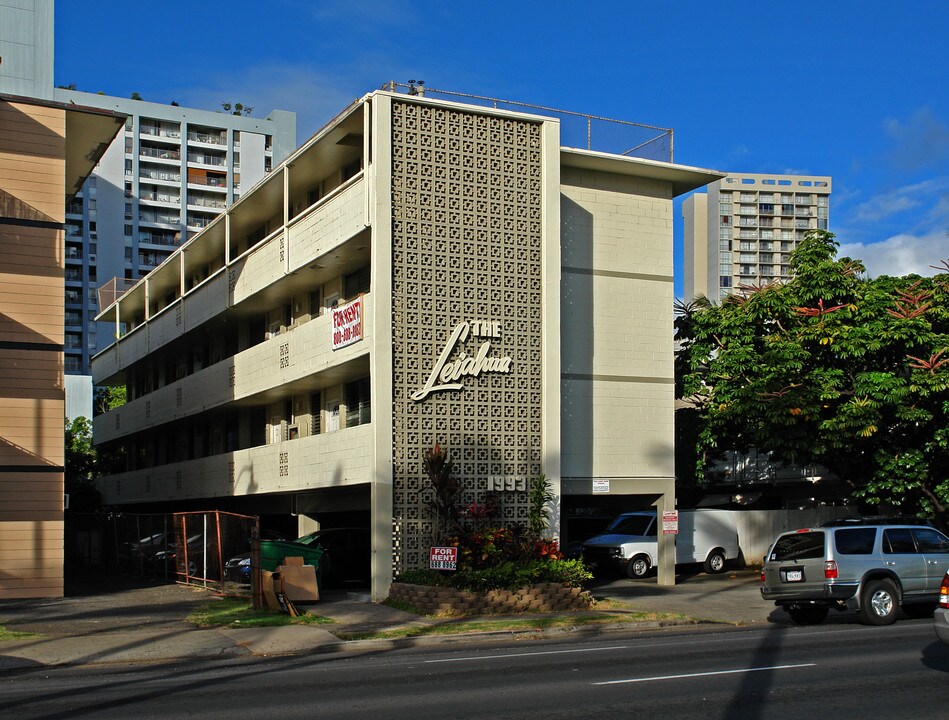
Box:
[55,1,949,297]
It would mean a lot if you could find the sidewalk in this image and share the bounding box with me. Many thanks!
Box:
[0,569,769,670]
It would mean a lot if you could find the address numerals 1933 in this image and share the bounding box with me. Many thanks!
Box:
[487,476,527,492]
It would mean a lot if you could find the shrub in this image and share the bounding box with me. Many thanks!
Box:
[395,558,591,592]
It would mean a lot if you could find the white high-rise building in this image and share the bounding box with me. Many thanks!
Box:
[0,0,296,375]
[683,173,831,302]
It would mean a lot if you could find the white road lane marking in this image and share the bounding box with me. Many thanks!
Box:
[594,663,816,685]
[425,646,630,663]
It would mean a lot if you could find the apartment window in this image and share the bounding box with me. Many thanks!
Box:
[309,392,322,435]
[125,224,133,236]
[739,242,755,251]
[719,228,731,240]
[719,240,731,251]
[309,289,322,316]
[344,265,371,298]
[818,196,829,207]
[719,202,731,215]
[759,203,774,215]
[344,377,371,427]
[761,229,774,240]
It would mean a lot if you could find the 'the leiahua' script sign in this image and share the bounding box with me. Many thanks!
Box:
[411,321,512,402]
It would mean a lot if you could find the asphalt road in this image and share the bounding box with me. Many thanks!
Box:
[3,618,948,719]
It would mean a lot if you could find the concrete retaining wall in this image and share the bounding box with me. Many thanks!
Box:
[389,582,594,616]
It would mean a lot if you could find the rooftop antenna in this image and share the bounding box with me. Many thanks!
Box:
[408,79,425,96]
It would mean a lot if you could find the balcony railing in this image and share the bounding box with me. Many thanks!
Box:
[187,215,214,228]
[187,174,228,188]
[187,153,226,167]
[140,210,180,224]
[141,169,182,183]
[188,196,226,209]
[139,232,179,247]
[141,125,181,140]
[140,146,181,161]
[140,191,180,204]
[188,131,227,146]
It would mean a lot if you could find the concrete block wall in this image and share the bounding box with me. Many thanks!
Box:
[559,167,675,480]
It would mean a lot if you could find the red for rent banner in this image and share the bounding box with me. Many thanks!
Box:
[331,297,363,350]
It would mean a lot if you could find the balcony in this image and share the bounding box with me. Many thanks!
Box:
[139,210,181,225]
[186,215,216,229]
[95,297,373,441]
[187,131,227,146]
[141,125,181,140]
[139,232,180,248]
[187,153,227,167]
[187,195,227,210]
[187,174,228,189]
[141,169,182,184]
[140,190,180,205]
[95,425,373,505]
[140,147,181,161]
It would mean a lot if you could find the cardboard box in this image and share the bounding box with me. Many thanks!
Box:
[260,570,282,611]
[276,561,319,603]
[282,556,304,566]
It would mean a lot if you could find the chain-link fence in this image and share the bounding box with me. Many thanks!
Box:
[68,511,257,590]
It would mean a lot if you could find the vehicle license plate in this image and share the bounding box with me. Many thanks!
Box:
[784,569,804,582]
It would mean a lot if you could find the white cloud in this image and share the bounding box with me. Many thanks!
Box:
[840,231,949,278]
[845,176,949,225]
[884,107,949,172]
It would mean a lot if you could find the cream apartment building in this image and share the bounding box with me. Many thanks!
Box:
[92,90,721,598]
[683,173,831,301]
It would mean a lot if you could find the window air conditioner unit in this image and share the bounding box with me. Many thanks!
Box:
[89,254,96,263]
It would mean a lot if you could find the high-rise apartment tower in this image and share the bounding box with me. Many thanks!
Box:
[683,173,831,302]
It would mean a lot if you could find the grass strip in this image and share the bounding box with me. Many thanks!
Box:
[0,627,43,641]
[187,597,335,628]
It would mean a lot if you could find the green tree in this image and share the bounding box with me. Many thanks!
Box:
[64,417,100,511]
[94,385,126,415]
[679,231,949,524]
[221,101,253,116]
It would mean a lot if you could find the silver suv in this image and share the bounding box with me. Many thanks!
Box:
[760,519,949,625]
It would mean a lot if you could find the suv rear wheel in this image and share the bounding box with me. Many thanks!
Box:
[858,579,899,626]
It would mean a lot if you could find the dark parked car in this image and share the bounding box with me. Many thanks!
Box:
[225,527,370,588]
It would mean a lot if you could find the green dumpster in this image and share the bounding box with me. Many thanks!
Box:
[259,540,323,572]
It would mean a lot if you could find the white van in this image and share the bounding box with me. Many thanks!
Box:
[582,510,741,578]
